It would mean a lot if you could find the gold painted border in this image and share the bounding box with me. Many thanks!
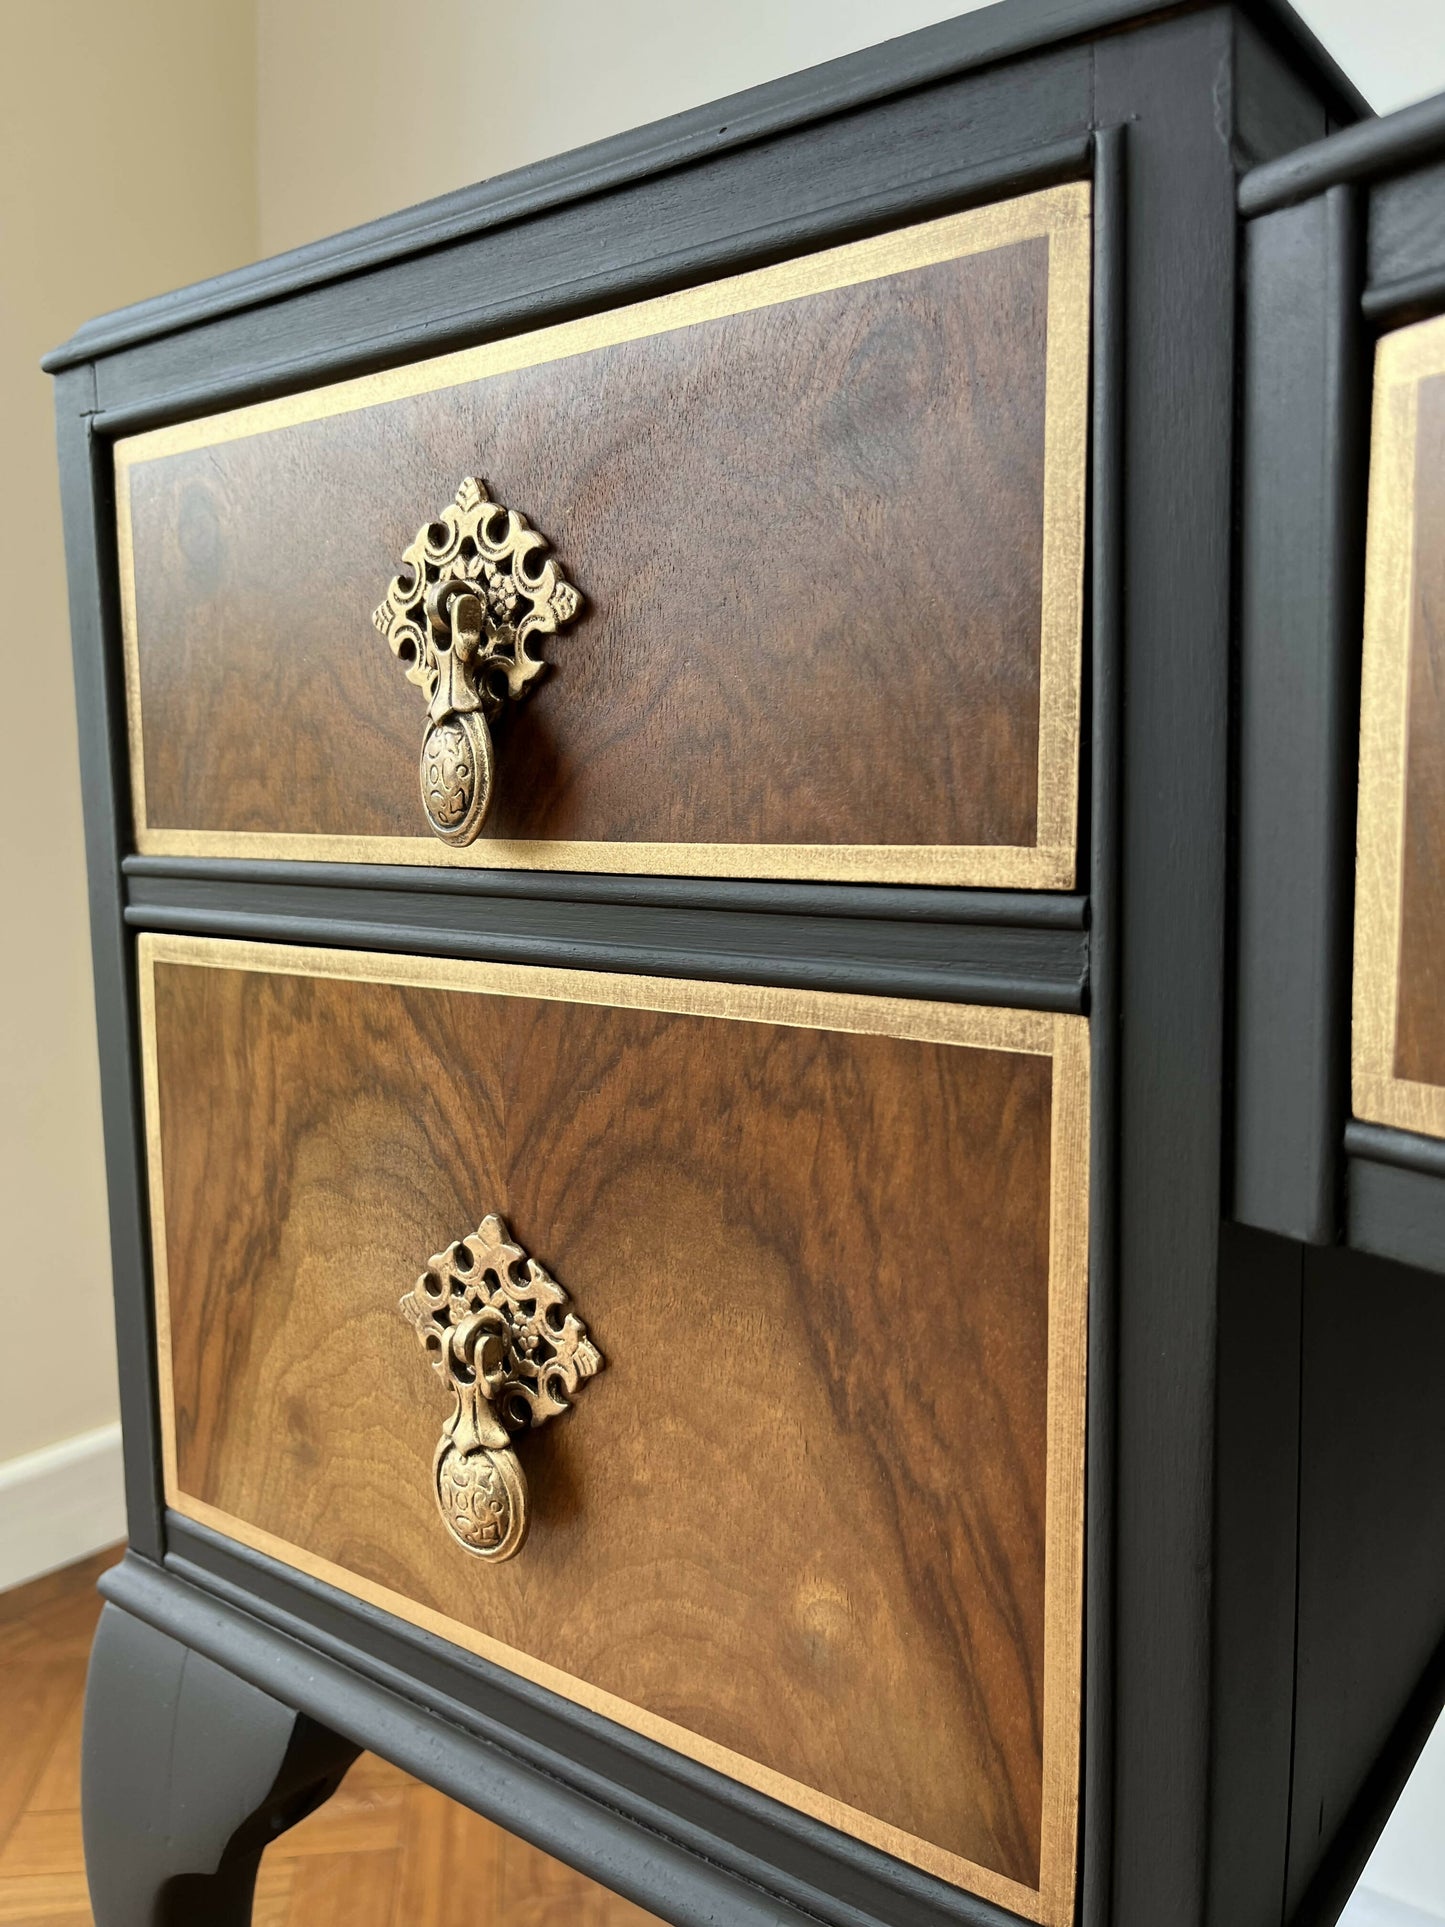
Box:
[1353,313,1445,1137]
[116,183,1091,890]
[138,933,1089,1926]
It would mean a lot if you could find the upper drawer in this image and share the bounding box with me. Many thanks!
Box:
[116,184,1090,886]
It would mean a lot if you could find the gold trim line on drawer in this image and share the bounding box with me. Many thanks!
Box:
[1354,313,1445,1137]
[137,933,1090,1927]
[115,183,1091,889]
[124,829,1077,886]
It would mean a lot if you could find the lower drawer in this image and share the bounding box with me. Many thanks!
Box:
[138,934,1088,1924]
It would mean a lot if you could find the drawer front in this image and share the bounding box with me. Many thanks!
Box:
[117,184,1090,886]
[139,935,1088,1923]
[1355,313,1445,1136]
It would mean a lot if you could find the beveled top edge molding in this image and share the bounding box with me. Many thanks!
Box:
[86,139,1094,443]
[1239,85,1445,217]
[111,186,1089,467]
[119,855,1091,928]
[44,0,1364,374]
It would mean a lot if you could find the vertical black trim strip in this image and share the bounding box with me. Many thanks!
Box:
[1233,182,1365,1243]
[53,369,164,1561]
[1094,14,1238,1923]
[1082,114,1125,1927]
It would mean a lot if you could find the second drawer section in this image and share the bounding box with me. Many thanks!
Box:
[138,934,1087,1924]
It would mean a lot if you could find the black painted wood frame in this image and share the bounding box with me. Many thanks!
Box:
[50,5,1403,1927]
[1235,94,1445,1270]
[1228,90,1445,1927]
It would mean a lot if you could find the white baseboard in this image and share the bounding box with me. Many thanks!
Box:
[0,1422,125,1591]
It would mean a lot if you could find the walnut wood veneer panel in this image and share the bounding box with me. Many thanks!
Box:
[116,186,1089,885]
[1355,318,1445,1134]
[140,938,1088,1922]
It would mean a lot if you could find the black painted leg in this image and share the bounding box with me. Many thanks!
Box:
[82,1601,360,1927]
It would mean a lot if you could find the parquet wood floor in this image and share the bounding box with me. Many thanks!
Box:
[0,1547,657,1925]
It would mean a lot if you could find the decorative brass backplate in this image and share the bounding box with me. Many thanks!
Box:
[398,1215,603,1560]
[372,479,583,845]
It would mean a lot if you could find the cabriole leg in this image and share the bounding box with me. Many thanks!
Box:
[81,1601,359,1927]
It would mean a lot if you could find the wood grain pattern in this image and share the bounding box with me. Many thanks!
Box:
[0,1549,656,1927]
[1393,369,1445,1086]
[141,940,1088,1917]
[116,189,1090,885]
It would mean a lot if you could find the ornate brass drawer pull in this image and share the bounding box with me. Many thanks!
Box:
[372,478,583,845]
[399,1215,603,1560]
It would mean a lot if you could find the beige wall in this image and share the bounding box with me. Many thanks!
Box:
[255,0,969,256]
[252,0,1445,264]
[0,1,257,1465]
